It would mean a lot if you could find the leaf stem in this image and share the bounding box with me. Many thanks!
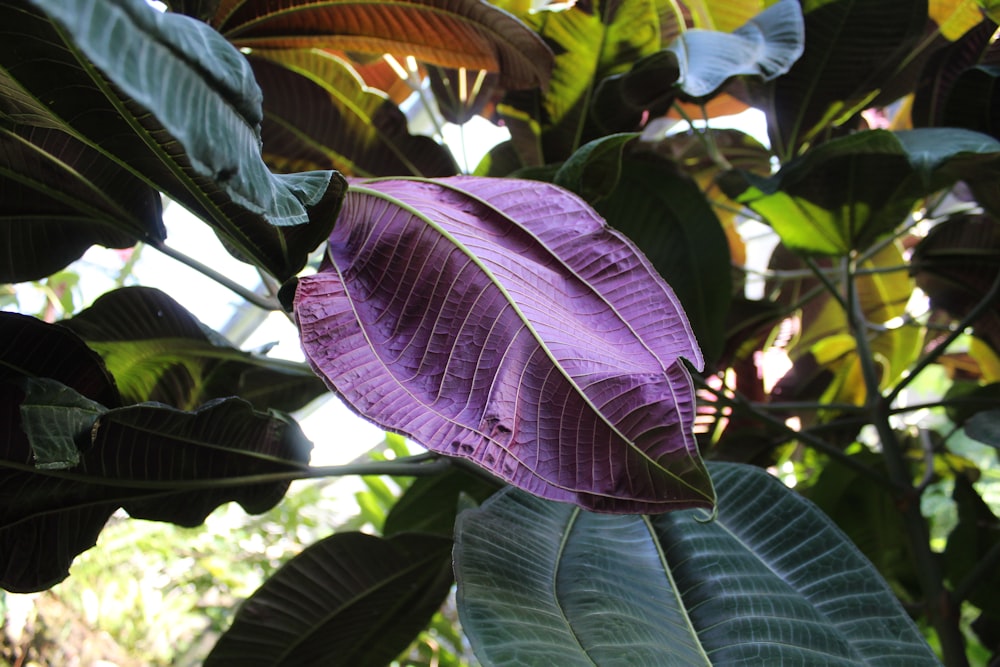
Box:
[151,240,281,311]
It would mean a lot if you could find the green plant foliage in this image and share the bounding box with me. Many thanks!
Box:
[455,462,939,665]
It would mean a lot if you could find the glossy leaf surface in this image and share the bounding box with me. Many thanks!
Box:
[454,461,939,666]
[206,532,453,667]
[295,177,710,513]
[17,0,345,280]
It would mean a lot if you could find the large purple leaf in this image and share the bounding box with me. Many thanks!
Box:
[294,177,711,513]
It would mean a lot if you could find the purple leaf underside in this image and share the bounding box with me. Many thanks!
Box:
[295,176,712,513]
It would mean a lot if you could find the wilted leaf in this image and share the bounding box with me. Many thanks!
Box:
[454,461,938,666]
[295,177,710,513]
[206,532,453,667]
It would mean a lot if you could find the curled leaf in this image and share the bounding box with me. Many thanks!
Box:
[295,177,711,513]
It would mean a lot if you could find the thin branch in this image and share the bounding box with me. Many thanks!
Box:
[152,240,281,311]
[888,268,1000,404]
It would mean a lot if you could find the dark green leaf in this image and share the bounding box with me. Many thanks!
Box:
[61,287,327,412]
[595,155,732,364]
[455,461,938,666]
[944,476,1000,616]
[206,532,454,667]
[759,0,928,159]
[383,466,500,537]
[1,395,311,592]
[14,0,346,281]
[724,129,1000,255]
[19,378,105,469]
[965,409,1000,448]
[553,133,637,203]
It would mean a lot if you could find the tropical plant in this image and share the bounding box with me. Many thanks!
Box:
[2,0,999,665]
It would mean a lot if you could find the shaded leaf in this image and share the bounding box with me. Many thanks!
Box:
[0,395,312,592]
[965,409,1000,447]
[759,0,928,159]
[912,213,1000,354]
[19,378,105,470]
[295,177,710,513]
[454,461,938,666]
[206,532,453,667]
[16,0,345,281]
[594,155,732,366]
[212,0,552,91]
[724,128,1000,255]
[944,475,1000,615]
[427,65,500,125]
[383,466,500,537]
[553,132,637,203]
[62,286,327,412]
[248,49,457,177]
[667,0,803,98]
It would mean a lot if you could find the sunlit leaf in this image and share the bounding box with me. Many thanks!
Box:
[206,532,453,667]
[248,49,457,177]
[295,177,710,513]
[724,128,1000,255]
[61,286,327,412]
[454,461,939,666]
[212,0,552,90]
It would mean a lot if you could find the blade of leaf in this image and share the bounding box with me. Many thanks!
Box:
[295,176,710,513]
[16,0,346,280]
[213,0,553,90]
[205,532,454,667]
[454,461,940,666]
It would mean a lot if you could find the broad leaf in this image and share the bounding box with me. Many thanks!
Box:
[500,0,663,162]
[553,133,638,203]
[454,461,939,666]
[19,378,106,470]
[248,49,458,177]
[594,155,732,365]
[667,0,803,98]
[295,177,710,513]
[1,394,312,592]
[16,0,346,281]
[211,0,552,91]
[913,213,1000,355]
[760,0,928,159]
[61,286,327,412]
[724,128,1000,255]
[383,466,501,537]
[206,532,453,667]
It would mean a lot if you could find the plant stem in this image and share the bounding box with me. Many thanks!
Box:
[845,257,968,666]
[152,241,281,311]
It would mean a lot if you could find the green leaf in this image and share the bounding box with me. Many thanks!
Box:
[383,466,500,537]
[13,0,346,280]
[595,155,732,364]
[965,409,1000,448]
[1,393,312,592]
[553,133,637,203]
[206,532,454,667]
[18,378,106,470]
[502,0,663,161]
[454,462,939,666]
[668,0,803,98]
[61,287,327,412]
[759,0,928,159]
[248,49,458,178]
[724,128,1000,255]
[944,476,1000,615]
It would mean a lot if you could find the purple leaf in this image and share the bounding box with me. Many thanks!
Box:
[295,177,712,513]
